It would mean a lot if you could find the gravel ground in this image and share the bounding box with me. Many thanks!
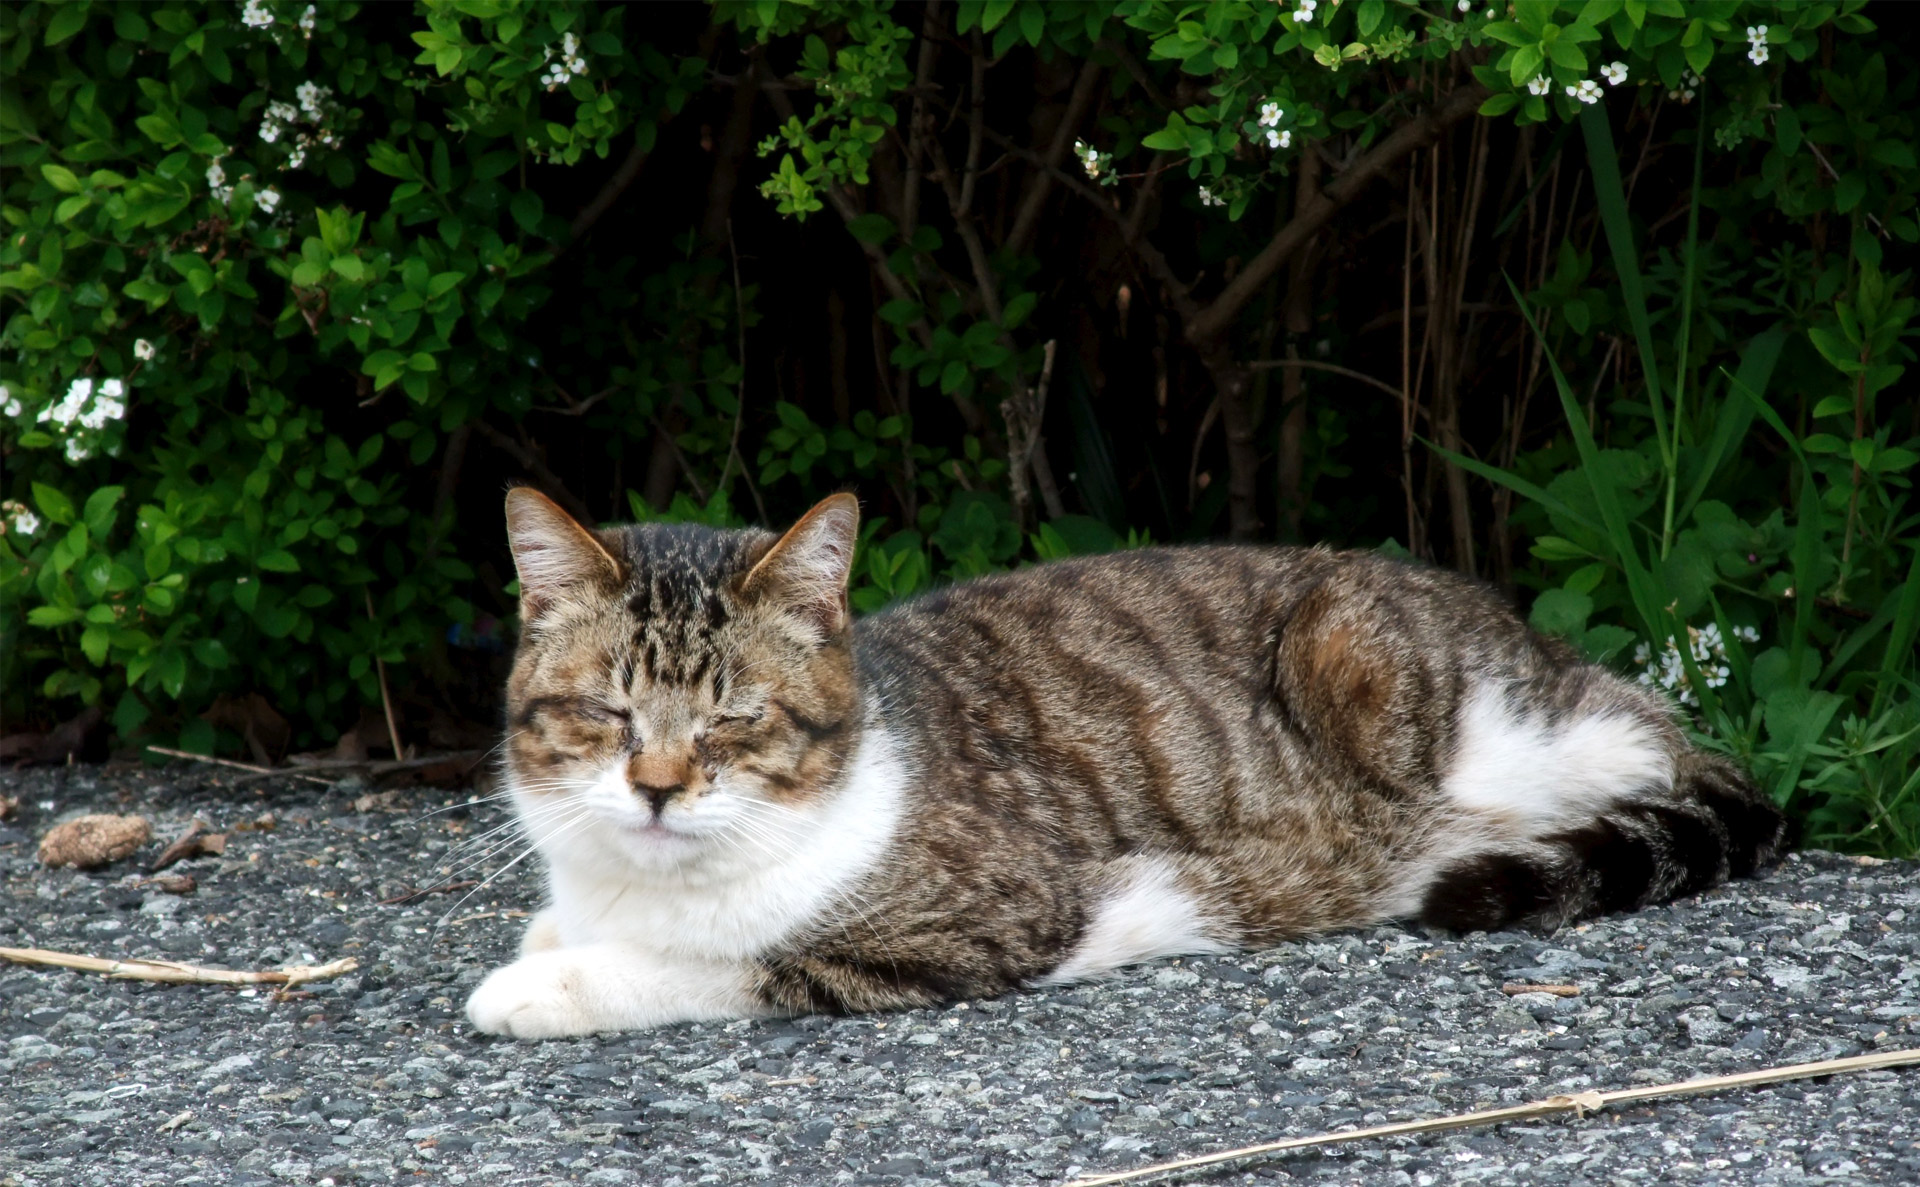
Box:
[1,763,1917,1187]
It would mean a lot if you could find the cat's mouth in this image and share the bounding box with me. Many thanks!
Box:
[620,816,694,842]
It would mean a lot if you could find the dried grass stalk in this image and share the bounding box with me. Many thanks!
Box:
[1064,1047,1920,1186]
[0,946,357,988]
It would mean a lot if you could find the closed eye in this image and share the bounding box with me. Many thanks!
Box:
[575,701,629,726]
[715,710,764,727]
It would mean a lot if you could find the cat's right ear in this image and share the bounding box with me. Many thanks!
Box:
[504,488,622,622]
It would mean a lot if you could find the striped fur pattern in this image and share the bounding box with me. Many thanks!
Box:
[466,490,1787,1038]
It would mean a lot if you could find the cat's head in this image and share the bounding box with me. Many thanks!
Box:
[499,488,862,871]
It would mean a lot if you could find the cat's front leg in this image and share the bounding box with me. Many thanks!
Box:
[518,907,564,955]
[465,944,769,1039]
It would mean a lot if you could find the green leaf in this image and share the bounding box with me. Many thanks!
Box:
[41,163,83,193]
[256,549,301,573]
[1833,172,1866,213]
[82,485,123,536]
[940,360,968,394]
[846,212,894,244]
[510,188,543,234]
[877,299,922,326]
[44,2,89,45]
[32,482,76,526]
[331,255,366,281]
[27,605,83,627]
[1775,106,1802,155]
[1529,588,1594,637]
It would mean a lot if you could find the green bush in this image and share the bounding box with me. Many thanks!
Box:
[2,1,1914,854]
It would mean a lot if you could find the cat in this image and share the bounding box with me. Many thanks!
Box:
[465,488,1788,1039]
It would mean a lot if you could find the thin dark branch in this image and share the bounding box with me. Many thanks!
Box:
[472,421,596,523]
[1188,84,1487,345]
[561,134,652,255]
[1007,58,1105,257]
[1246,358,1407,402]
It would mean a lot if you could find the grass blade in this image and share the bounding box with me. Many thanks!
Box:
[1506,274,1668,644]
[1581,104,1668,463]
[1676,328,1785,527]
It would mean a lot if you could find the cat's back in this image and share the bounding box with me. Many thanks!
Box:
[855,543,1522,685]
[849,545,1534,813]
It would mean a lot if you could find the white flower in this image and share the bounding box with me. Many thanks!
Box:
[299,4,316,32]
[1602,61,1628,86]
[1527,75,1551,96]
[100,378,124,400]
[1569,79,1603,104]
[7,505,40,536]
[287,146,308,169]
[135,339,156,361]
[65,438,92,463]
[296,80,331,119]
[241,0,273,29]
[562,31,579,58]
[1293,0,1316,22]
[1734,624,1761,644]
[256,186,282,213]
[1074,138,1107,180]
[1458,0,1471,10]
[1746,24,1768,43]
[1264,128,1292,149]
[1748,44,1769,66]
[206,161,226,189]
[1258,102,1282,128]
[1198,185,1225,208]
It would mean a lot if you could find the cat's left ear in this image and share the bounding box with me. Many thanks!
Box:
[743,492,859,637]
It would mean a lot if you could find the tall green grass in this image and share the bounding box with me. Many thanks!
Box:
[1438,105,1920,858]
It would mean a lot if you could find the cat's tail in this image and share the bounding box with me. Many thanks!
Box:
[1416,749,1791,933]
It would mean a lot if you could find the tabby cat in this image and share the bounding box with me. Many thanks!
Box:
[465,489,1787,1039]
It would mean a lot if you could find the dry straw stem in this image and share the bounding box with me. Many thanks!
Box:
[143,745,336,786]
[0,946,357,988]
[1063,1047,1920,1187]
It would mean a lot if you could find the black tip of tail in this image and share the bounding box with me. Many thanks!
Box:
[1420,757,1790,934]
[1418,852,1555,932]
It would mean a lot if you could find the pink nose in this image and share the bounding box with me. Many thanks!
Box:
[627,751,694,814]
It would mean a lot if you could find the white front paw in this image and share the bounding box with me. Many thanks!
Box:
[466,955,597,1040]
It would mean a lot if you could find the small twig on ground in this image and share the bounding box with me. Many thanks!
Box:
[0,947,358,989]
[158,1111,193,1133]
[1062,1047,1920,1187]
[285,750,484,775]
[379,880,480,906]
[1500,983,1580,997]
[366,589,406,762]
[151,821,224,871]
[143,747,335,786]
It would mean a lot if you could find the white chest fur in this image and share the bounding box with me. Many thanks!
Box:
[517,726,906,962]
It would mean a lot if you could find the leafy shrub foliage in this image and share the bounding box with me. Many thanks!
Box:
[2,1,1915,853]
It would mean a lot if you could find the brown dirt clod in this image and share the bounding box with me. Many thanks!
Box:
[38,813,152,869]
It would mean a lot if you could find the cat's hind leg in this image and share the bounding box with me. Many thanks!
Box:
[1035,854,1235,984]
[1417,676,1788,931]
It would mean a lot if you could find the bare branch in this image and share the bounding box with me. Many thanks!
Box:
[1186,85,1487,345]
